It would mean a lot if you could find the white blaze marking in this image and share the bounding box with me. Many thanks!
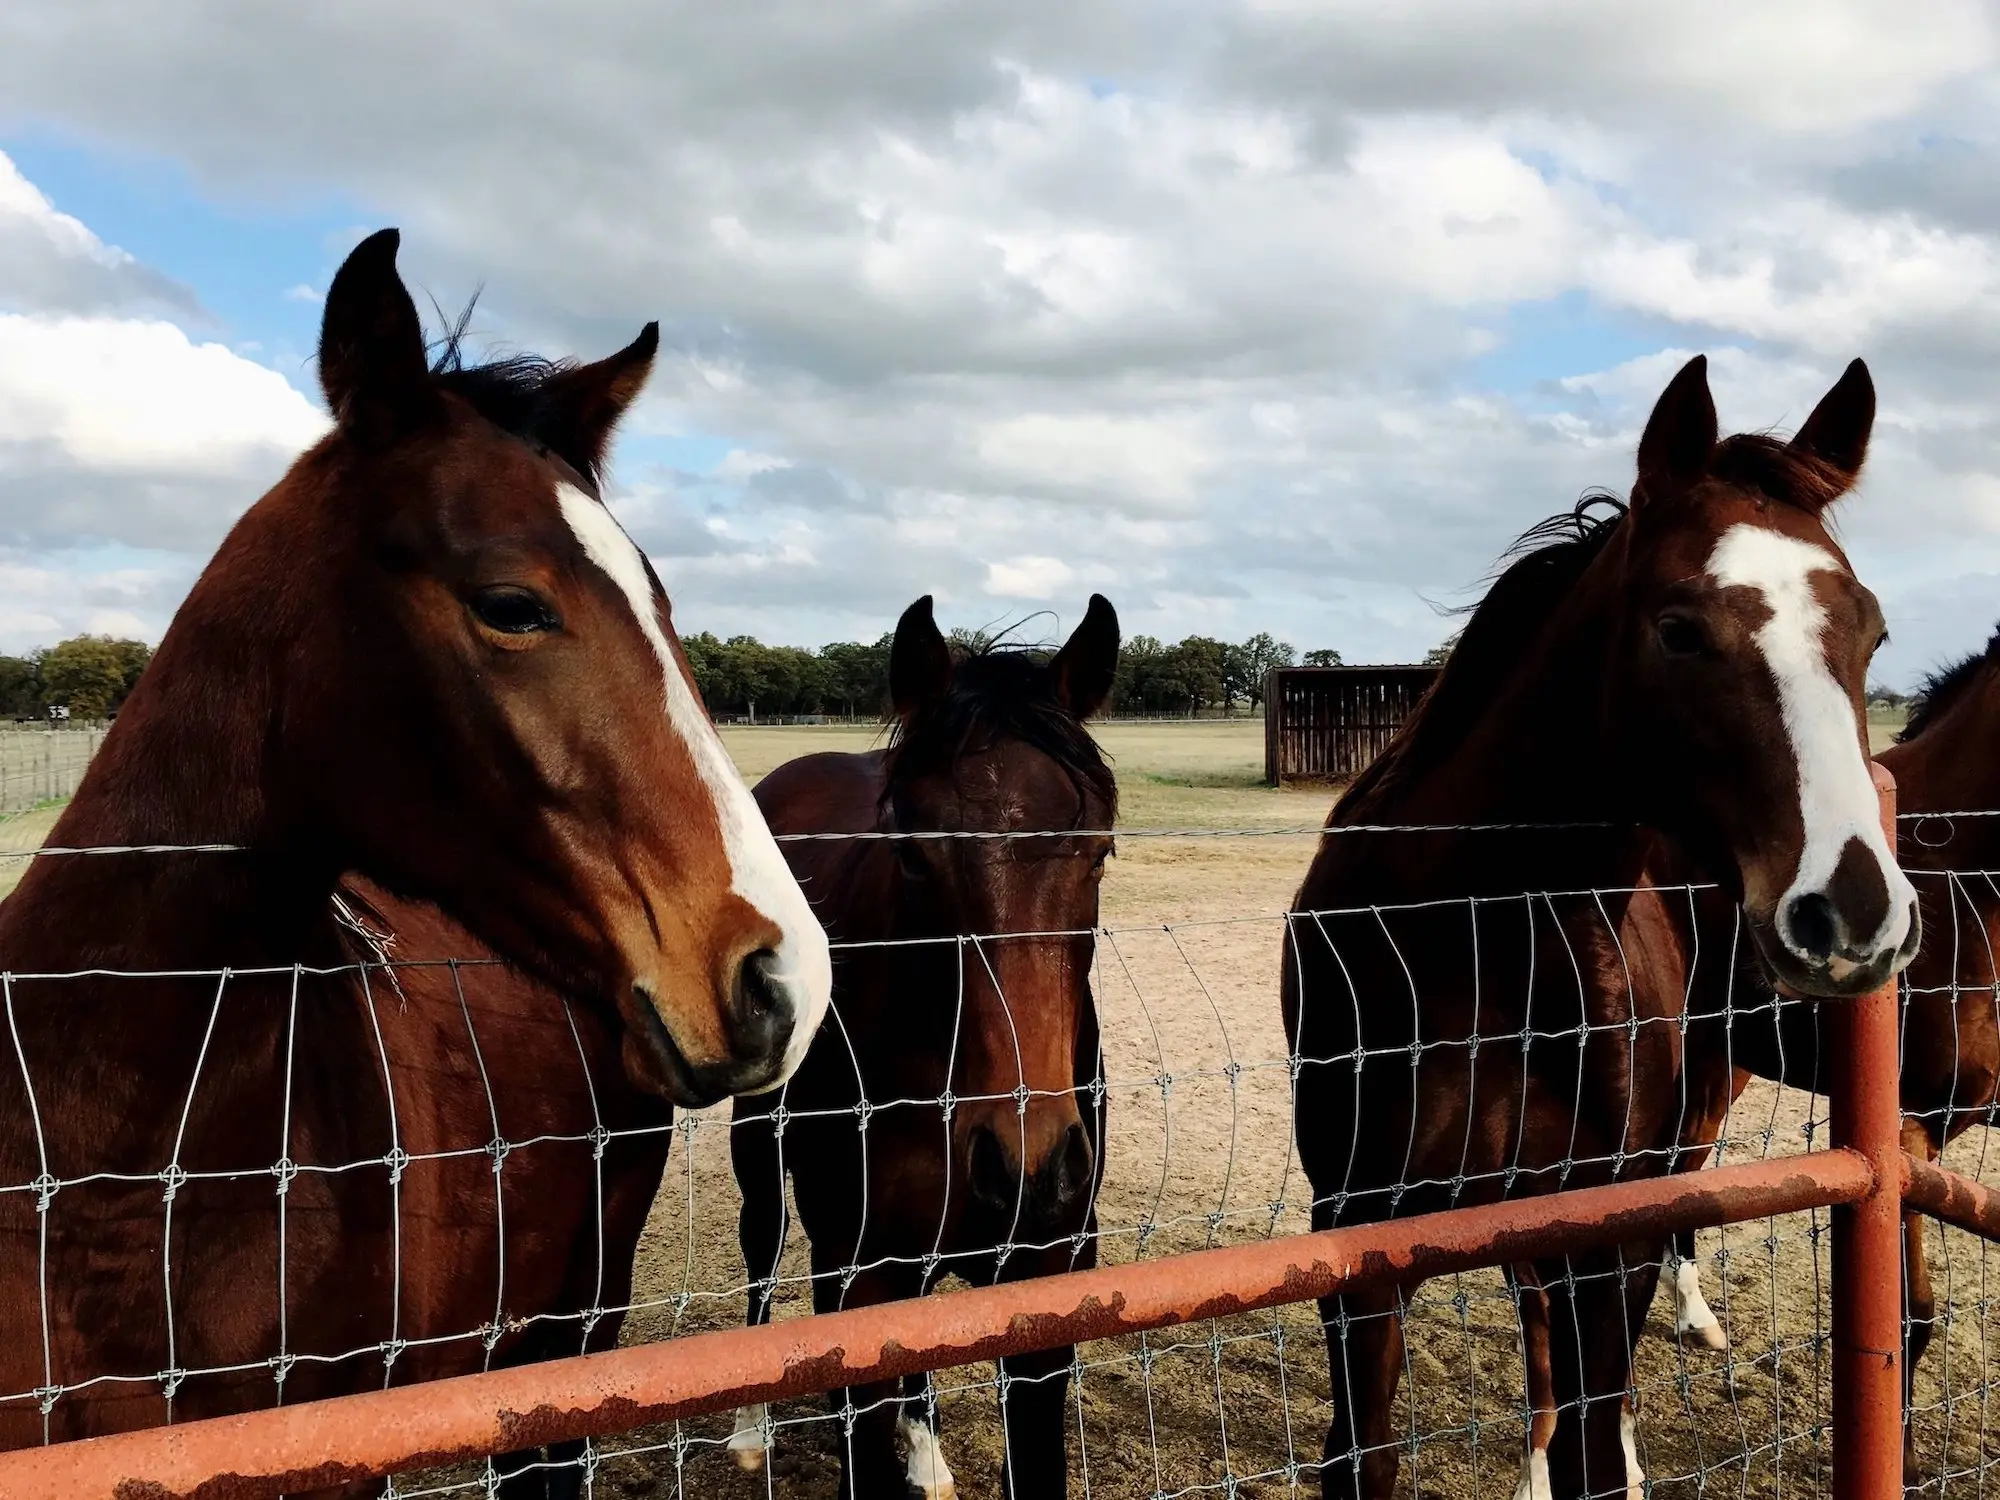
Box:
[1706,525,1915,959]
[1621,1405,1643,1499]
[727,1404,768,1471]
[899,1416,957,1500]
[558,483,832,1077]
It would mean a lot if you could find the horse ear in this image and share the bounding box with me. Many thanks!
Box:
[1789,358,1874,491]
[890,596,952,716]
[1051,594,1120,719]
[1634,354,1717,504]
[534,322,660,481]
[318,228,440,447]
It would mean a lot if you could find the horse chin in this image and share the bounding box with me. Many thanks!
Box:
[616,987,725,1108]
[1745,918,1901,1002]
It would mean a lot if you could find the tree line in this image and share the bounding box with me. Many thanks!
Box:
[0,636,153,722]
[682,629,1383,719]
[0,626,1443,726]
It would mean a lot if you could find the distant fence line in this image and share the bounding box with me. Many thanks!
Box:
[0,724,107,816]
[715,710,1273,727]
[0,713,1272,819]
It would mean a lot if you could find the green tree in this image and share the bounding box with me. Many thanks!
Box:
[1160,637,1229,716]
[0,656,41,718]
[1301,648,1344,667]
[1228,632,1295,711]
[820,636,893,717]
[1422,643,1453,667]
[1111,635,1168,715]
[40,635,150,720]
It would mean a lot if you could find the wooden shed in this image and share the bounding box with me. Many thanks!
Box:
[1263,665,1441,785]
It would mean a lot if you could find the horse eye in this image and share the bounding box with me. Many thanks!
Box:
[1656,614,1706,659]
[471,586,560,636]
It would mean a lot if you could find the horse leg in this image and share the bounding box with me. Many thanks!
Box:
[1508,1264,1556,1500]
[823,1262,926,1500]
[1664,1228,1727,1351]
[1540,1245,1657,1500]
[1902,1126,1940,1486]
[896,1369,958,1500]
[997,1341,1075,1500]
[1317,1282,1407,1500]
[727,1101,789,1473]
[492,1324,595,1499]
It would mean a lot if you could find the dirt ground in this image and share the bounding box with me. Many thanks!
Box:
[10,715,1994,1497]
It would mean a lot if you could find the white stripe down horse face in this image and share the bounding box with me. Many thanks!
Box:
[1680,519,1917,997]
[556,483,831,1099]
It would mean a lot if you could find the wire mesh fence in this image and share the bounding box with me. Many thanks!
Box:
[0,826,1994,1498]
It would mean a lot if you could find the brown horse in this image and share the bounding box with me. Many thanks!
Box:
[1284,355,1917,1500]
[1657,628,2000,1482]
[0,230,831,1492]
[726,594,1120,1500]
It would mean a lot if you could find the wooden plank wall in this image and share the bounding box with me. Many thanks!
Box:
[1263,666,1440,785]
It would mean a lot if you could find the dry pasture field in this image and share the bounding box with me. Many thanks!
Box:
[5,714,1995,1498]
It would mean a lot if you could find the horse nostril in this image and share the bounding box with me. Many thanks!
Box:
[1783,893,1840,962]
[968,1125,1018,1211]
[728,948,793,1061]
[1049,1122,1094,1210]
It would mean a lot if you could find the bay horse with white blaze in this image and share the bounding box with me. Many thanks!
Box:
[0,230,831,1496]
[727,594,1120,1500]
[1660,626,2000,1483]
[1284,355,1917,1500]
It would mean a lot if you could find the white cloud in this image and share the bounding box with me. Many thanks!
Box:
[984,555,1075,598]
[0,7,1998,678]
[712,448,792,479]
[0,149,196,317]
[0,313,328,552]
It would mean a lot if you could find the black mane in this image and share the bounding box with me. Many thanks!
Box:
[427,301,597,479]
[883,647,1118,815]
[1901,624,2000,743]
[1337,494,1627,812]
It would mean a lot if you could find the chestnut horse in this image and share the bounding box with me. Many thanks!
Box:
[0,231,831,1494]
[726,595,1120,1500]
[1659,626,2000,1482]
[1284,355,1917,1500]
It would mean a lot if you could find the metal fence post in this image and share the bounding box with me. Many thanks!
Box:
[1831,762,1904,1499]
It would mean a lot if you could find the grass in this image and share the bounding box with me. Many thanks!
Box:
[717,719,1320,829]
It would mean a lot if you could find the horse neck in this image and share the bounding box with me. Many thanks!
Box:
[0,553,342,976]
[1341,579,1647,889]
[1883,673,2000,869]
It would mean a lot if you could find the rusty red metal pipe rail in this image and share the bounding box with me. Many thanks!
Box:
[1903,1152,2000,1243]
[1829,763,1908,1500]
[0,1149,1875,1500]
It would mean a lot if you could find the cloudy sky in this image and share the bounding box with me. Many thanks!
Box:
[2,2,1999,683]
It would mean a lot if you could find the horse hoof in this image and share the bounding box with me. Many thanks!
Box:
[727,1403,769,1472]
[1679,1318,1728,1352]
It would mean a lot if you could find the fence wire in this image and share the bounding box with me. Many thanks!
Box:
[0,828,1995,1499]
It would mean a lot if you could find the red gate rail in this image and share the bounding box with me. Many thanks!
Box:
[0,1150,1875,1500]
[1829,764,1905,1500]
[1903,1152,2000,1242]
